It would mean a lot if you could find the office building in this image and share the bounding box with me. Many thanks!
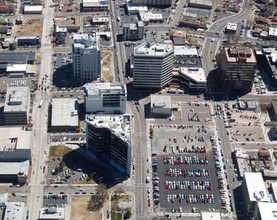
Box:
[72,33,101,83]
[50,98,79,132]
[241,172,269,217]
[217,45,257,94]
[84,82,127,114]
[179,67,206,92]
[122,21,144,41]
[254,202,277,220]
[86,114,131,175]
[150,94,172,116]
[4,87,30,125]
[133,42,174,89]
[131,0,172,6]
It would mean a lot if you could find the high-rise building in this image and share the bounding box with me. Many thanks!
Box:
[217,45,257,94]
[84,82,127,114]
[86,114,131,176]
[132,0,172,6]
[133,42,174,89]
[122,21,144,41]
[72,33,101,83]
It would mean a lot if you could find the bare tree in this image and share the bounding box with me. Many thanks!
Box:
[87,184,108,211]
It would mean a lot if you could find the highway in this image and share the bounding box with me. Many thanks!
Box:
[27,0,55,219]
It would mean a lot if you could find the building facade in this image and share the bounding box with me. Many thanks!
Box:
[217,45,257,94]
[84,82,127,114]
[131,0,172,6]
[133,42,174,89]
[86,115,131,176]
[72,33,101,83]
[122,21,144,41]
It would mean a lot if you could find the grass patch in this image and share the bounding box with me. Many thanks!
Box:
[74,177,96,184]
[71,196,102,220]
[111,212,122,220]
[49,145,73,157]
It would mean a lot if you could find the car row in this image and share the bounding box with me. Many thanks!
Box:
[163,156,209,165]
[164,168,211,177]
[165,180,213,191]
[166,194,215,204]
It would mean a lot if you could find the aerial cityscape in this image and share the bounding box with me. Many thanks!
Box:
[0,0,275,219]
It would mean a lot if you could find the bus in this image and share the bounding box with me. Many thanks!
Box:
[39,100,44,108]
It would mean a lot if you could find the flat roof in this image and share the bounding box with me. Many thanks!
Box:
[84,82,126,96]
[51,98,79,127]
[134,42,173,57]
[226,22,238,31]
[4,202,26,220]
[224,46,257,64]
[188,0,213,6]
[150,94,172,109]
[179,67,206,83]
[201,212,221,220]
[269,27,277,37]
[174,46,198,56]
[139,11,163,21]
[4,86,30,113]
[0,51,35,64]
[39,207,65,219]
[244,172,269,202]
[0,161,29,175]
[257,202,277,220]
[92,16,109,23]
[0,127,31,151]
[73,33,99,49]
[6,64,27,73]
[86,114,130,145]
[24,5,43,11]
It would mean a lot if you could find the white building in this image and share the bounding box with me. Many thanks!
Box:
[50,98,79,132]
[226,23,238,33]
[133,42,174,89]
[268,27,277,39]
[131,0,172,6]
[39,206,65,220]
[254,202,277,220]
[150,94,172,116]
[201,211,222,220]
[86,114,131,175]
[4,87,30,125]
[174,45,198,57]
[23,5,43,14]
[72,33,101,83]
[179,67,206,92]
[4,202,26,220]
[241,172,269,216]
[139,11,163,24]
[84,82,127,114]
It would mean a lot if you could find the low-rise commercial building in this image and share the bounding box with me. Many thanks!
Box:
[131,0,172,6]
[241,172,269,217]
[188,0,212,9]
[150,94,172,116]
[4,87,30,125]
[50,98,79,132]
[81,0,108,12]
[201,212,222,220]
[23,5,43,14]
[122,21,144,41]
[225,22,238,33]
[179,67,206,92]
[17,37,40,47]
[86,114,131,175]
[4,202,26,220]
[139,11,163,24]
[84,82,127,114]
[39,206,65,220]
[268,27,277,40]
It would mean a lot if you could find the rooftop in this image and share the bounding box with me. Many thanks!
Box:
[174,45,198,57]
[269,27,277,37]
[134,42,173,57]
[264,48,277,78]
[51,98,79,127]
[39,206,65,220]
[0,51,35,64]
[92,16,109,23]
[6,64,27,73]
[257,202,277,220]
[86,114,130,145]
[179,67,206,83]
[201,211,221,220]
[84,82,126,96]
[244,172,269,202]
[226,22,238,31]
[24,5,43,11]
[0,161,29,175]
[55,16,80,28]
[4,87,30,113]
[224,46,257,64]
[139,11,163,22]
[150,94,172,109]
[82,0,108,7]
[73,33,99,49]
[4,202,25,220]
[188,0,213,7]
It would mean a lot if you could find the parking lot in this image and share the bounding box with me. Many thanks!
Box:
[151,126,221,212]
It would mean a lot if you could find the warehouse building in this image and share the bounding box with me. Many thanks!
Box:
[23,5,43,14]
[4,87,30,125]
[17,37,40,47]
[86,114,131,176]
[50,98,79,132]
[150,94,172,116]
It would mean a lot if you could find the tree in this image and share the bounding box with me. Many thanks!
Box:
[58,161,65,172]
[87,184,108,211]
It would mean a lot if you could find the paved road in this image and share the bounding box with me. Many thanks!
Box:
[27,0,55,219]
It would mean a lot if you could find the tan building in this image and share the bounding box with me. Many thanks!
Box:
[217,45,257,94]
